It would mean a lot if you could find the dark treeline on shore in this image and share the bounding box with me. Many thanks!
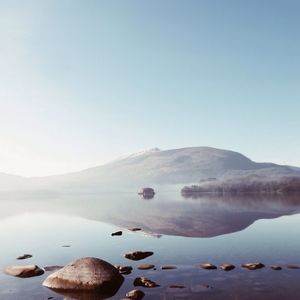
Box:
[181,176,300,196]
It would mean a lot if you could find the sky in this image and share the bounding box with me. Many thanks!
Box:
[0,0,299,177]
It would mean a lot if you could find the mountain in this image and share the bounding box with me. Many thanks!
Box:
[0,147,300,192]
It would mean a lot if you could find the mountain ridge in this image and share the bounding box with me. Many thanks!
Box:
[0,146,299,192]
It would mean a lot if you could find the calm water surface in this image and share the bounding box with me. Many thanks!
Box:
[0,190,300,299]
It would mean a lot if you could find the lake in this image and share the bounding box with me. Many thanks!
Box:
[1,190,300,299]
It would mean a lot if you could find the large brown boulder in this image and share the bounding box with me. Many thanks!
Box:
[43,257,123,298]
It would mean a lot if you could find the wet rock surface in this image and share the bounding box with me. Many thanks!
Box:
[287,264,300,269]
[271,265,282,270]
[111,231,122,236]
[161,265,177,270]
[241,262,265,270]
[220,264,235,271]
[134,277,160,288]
[200,263,217,270]
[43,257,124,291]
[138,264,155,270]
[4,265,44,278]
[44,265,64,272]
[16,254,32,260]
[124,251,154,261]
[130,228,142,231]
[115,265,133,275]
[126,289,145,300]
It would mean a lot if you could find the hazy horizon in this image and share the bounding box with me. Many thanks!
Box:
[1,0,299,176]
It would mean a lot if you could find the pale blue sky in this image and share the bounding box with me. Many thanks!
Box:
[0,0,299,176]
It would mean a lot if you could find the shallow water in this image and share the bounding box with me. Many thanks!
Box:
[1,191,300,299]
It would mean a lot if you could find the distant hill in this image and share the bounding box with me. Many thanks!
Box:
[0,147,300,192]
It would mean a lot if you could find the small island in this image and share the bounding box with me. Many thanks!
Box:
[138,188,155,199]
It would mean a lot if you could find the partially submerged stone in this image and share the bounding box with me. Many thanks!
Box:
[111,231,122,236]
[271,265,282,271]
[241,262,265,270]
[124,251,154,261]
[43,257,123,293]
[287,264,300,269]
[169,285,186,289]
[44,265,64,272]
[126,289,145,300]
[115,265,133,275]
[16,254,32,260]
[138,264,155,270]
[200,263,217,270]
[220,264,235,271]
[130,228,142,232]
[134,277,159,288]
[160,265,177,270]
[4,265,44,278]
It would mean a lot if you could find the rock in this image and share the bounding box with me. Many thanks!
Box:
[61,245,71,247]
[160,265,177,270]
[126,289,145,300]
[134,277,159,288]
[44,265,64,272]
[115,265,133,275]
[220,264,235,271]
[200,263,217,270]
[287,264,300,269]
[271,265,282,270]
[111,231,122,236]
[4,265,44,278]
[130,228,142,231]
[16,254,32,260]
[169,285,186,289]
[124,251,153,261]
[138,264,155,270]
[43,257,124,291]
[241,262,265,270]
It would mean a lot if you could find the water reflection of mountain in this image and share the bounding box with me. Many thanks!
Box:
[1,191,300,238]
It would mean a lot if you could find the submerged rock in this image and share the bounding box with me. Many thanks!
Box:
[124,251,154,261]
[169,285,186,289]
[271,265,282,270]
[44,265,64,272]
[16,254,32,260]
[134,277,159,288]
[287,264,300,269]
[138,264,155,270]
[111,231,122,236]
[220,264,235,271]
[115,265,133,275]
[241,262,265,270]
[200,263,217,270]
[161,265,177,270]
[4,265,44,278]
[130,228,142,232]
[126,289,145,300]
[43,257,123,292]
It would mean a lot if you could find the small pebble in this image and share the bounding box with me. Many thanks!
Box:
[138,264,155,270]
[111,231,122,236]
[271,265,282,271]
[16,254,32,260]
[200,263,217,270]
[126,289,145,300]
[220,264,235,271]
[287,264,300,269]
[161,265,177,270]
